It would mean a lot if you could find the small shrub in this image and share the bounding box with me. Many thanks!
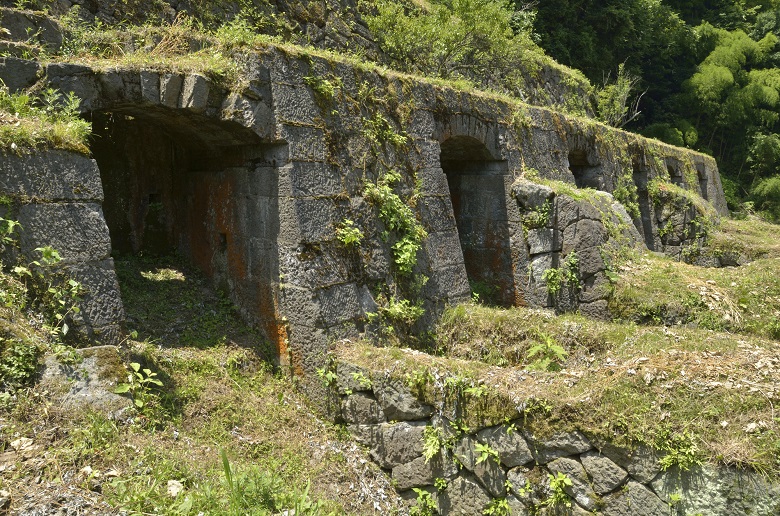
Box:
[335,219,364,247]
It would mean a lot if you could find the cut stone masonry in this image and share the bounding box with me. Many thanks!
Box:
[1,42,727,374]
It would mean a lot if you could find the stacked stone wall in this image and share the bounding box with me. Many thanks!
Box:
[332,358,780,516]
[0,150,125,344]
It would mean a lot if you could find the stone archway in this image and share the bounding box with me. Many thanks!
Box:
[440,135,515,306]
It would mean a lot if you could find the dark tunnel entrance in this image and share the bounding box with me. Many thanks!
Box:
[89,108,285,349]
[568,149,602,190]
[440,136,516,306]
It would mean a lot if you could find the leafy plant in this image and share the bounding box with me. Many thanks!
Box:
[422,426,443,462]
[114,362,164,409]
[410,487,437,516]
[315,367,338,388]
[335,219,364,247]
[475,442,500,465]
[542,251,581,296]
[526,332,568,371]
[543,472,572,508]
[483,497,511,516]
[363,170,427,276]
[658,430,703,471]
[350,371,372,389]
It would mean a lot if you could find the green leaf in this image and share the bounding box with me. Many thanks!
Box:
[113,383,131,394]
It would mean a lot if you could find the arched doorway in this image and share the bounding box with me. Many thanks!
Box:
[440,136,515,306]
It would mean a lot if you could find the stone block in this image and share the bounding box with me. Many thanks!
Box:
[421,263,470,303]
[580,451,628,495]
[529,253,553,284]
[38,346,131,420]
[392,451,459,491]
[368,421,426,470]
[277,285,323,327]
[160,73,183,108]
[547,457,598,511]
[562,218,609,254]
[438,475,492,515]
[476,425,534,468]
[273,83,321,125]
[67,258,125,343]
[335,362,373,394]
[278,162,343,197]
[601,481,668,516]
[44,63,101,112]
[574,245,606,278]
[513,179,554,209]
[341,392,385,425]
[0,57,40,93]
[317,283,361,326]
[0,150,102,201]
[139,70,160,104]
[524,430,592,464]
[179,74,210,111]
[374,376,434,421]
[278,196,338,243]
[453,435,507,497]
[17,203,111,263]
[527,228,558,255]
[0,8,62,49]
[409,139,441,170]
[650,464,780,516]
[424,231,464,268]
[419,196,456,233]
[595,441,661,484]
[277,125,327,161]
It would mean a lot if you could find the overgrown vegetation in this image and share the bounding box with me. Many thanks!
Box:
[1,254,399,514]
[0,85,91,153]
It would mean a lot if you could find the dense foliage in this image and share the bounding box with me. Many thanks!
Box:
[526,0,780,219]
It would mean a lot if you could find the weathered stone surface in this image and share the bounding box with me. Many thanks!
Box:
[525,430,592,464]
[66,258,125,345]
[547,457,598,511]
[0,56,40,92]
[580,450,628,494]
[596,441,661,484]
[373,377,433,421]
[180,74,210,111]
[0,150,103,201]
[527,228,559,255]
[601,481,668,516]
[0,7,62,49]
[340,392,385,425]
[367,422,426,470]
[160,73,183,107]
[17,203,111,263]
[38,346,131,419]
[453,435,507,497]
[507,467,543,508]
[476,424,534,468]
[335,362,373,394]
[513,179,555,209]
[651,465,780,516]
[438,475,492,516]
[392,451,459,491]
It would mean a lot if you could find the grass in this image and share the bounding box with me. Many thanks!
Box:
[0,254,401,514]
[609,217,780,339]
[0,85,91,153]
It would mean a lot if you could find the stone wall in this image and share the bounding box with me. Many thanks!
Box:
[0,38,727,374]
[331,357,780,516]
[0,150,125,344]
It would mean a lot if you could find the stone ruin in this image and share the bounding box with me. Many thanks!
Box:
[1,34,727,378]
